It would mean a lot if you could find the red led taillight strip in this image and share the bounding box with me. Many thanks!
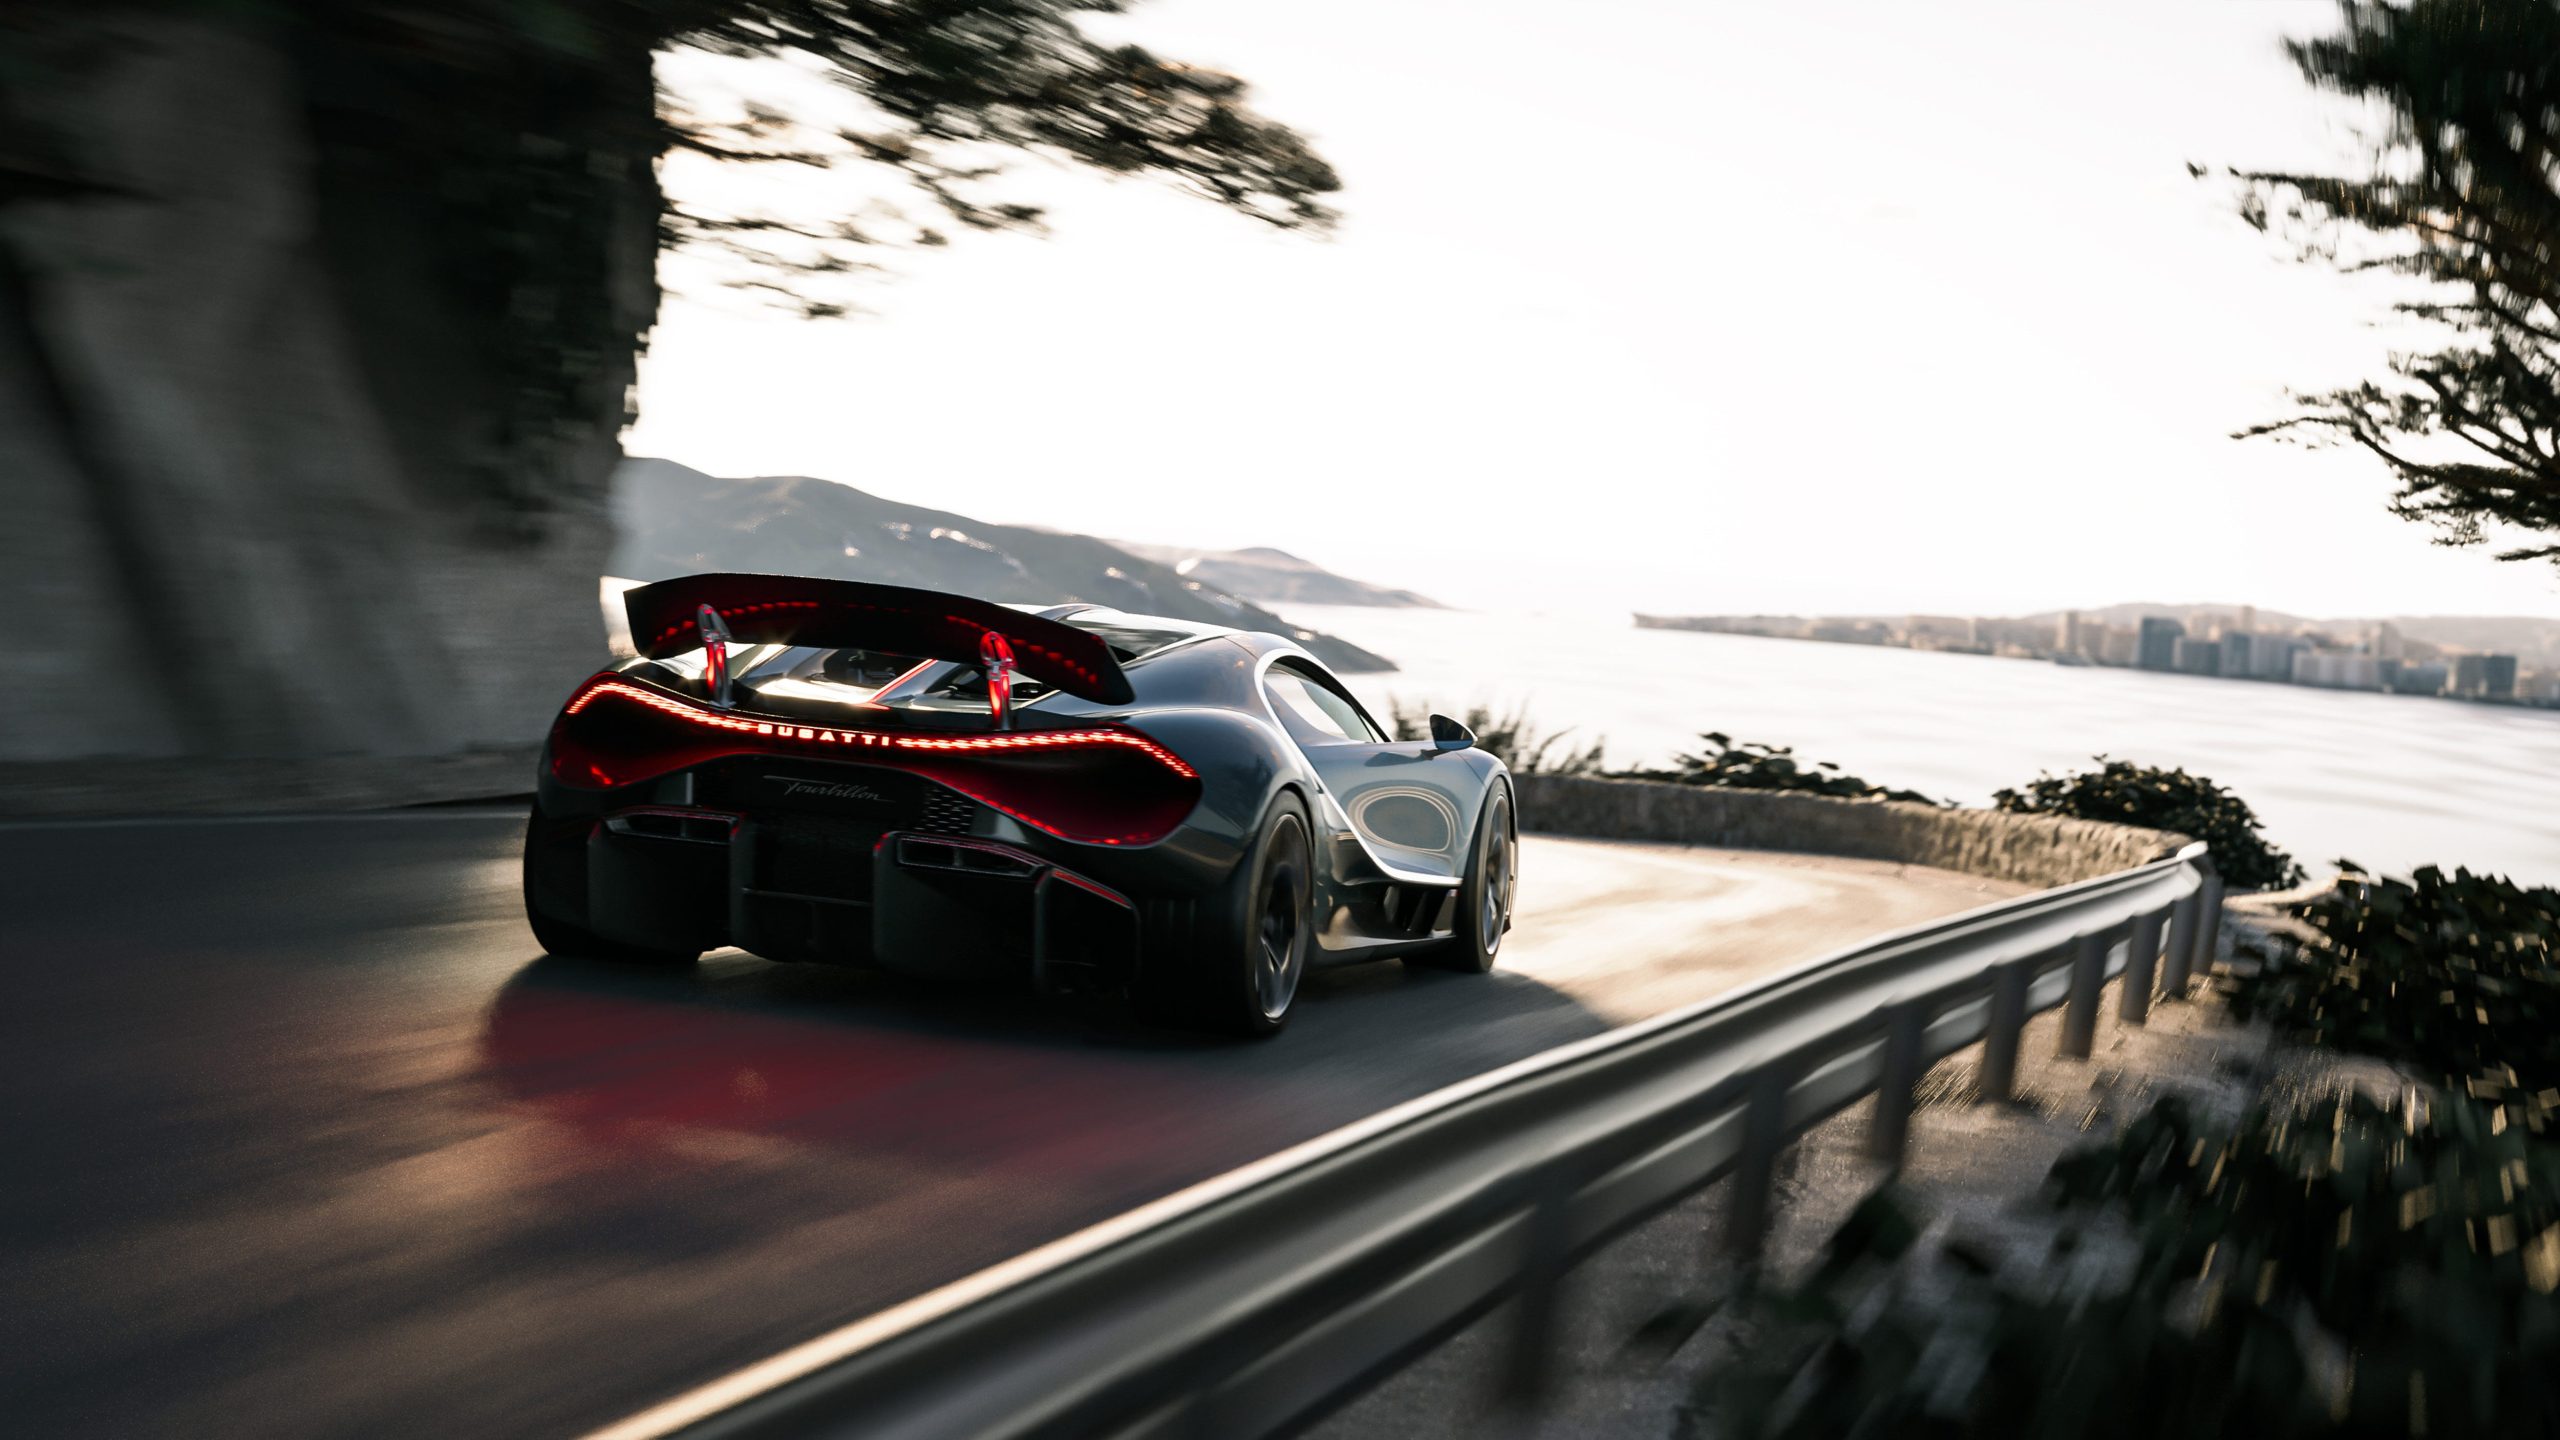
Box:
[563,678,1198,779]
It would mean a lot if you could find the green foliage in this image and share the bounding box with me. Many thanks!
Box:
[1386,699,1608,776]
[1993,757,2302,891]
[1625,732,1941,806]
[659,0,1340,315]
[2233,864,2560,1100]
[2231,0,2560,566]
[1703,1093,2560,1438]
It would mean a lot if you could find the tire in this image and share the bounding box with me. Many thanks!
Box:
[522,818,700,967]
[1409,782,1515,974]
[1134,794,1314,1037]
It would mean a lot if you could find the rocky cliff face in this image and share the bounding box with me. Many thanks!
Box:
[612,459,1396,674]
[0,12,652,762]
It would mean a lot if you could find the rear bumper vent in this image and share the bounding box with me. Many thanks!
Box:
[604,808,737,845]
[895,836,1043,879]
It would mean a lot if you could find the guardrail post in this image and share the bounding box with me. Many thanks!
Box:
[1723,1071,1790,1266]
[1976,957,2033,1104]
[2187,872,2225,980]
[2058,929,2109,1060]
[1868,1003,1928,1168]
[1497,1181,1572,1417]
[2158,891,2200,997]
[2119,910,2165,1025]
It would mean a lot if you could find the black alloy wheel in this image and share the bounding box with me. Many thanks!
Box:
[1135,793,1312,1037]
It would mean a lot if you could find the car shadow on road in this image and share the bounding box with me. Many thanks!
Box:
[476,946,1615,1181]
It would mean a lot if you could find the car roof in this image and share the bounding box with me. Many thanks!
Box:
[1047,602,1357,673]
[1037,604,1238,641]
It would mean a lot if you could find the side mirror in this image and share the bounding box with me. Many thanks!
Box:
[1428,712,1477,753]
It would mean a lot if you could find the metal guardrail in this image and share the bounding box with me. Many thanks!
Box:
[590,842,2219,1440]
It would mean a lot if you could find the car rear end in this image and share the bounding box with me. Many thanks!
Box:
[523,577,1206,991]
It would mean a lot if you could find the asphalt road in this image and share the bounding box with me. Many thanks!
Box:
[0,811,2023,1440]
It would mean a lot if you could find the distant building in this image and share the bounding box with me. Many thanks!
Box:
[2237,605,2257,635]
[2173,637,2223,676]
[1969,617,2044,654]
[2522,670,2560,707]
[2220,631,2255,676]
[2389,662,2449,697]
[2293,649,2385,690]
[2138,617,2184,671]
[2056,610,2086,656]
[2098,625,2139,666]
[2371,622,2405,661]
[2251,635,2306,681]
[1808,619,1890,645]
[2453,653,2520,700]
[2486,655,2520,699]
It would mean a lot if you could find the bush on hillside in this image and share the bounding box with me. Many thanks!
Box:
[1386,699,1609,776]
[2231,864,2560,1104]
[1992,757,2302,890]
[1624,732,1941,806]
[1698,1091,2560,1438]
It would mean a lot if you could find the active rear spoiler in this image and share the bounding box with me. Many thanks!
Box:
[621,573,1135,706]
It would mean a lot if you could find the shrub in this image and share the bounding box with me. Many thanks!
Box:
[1624,732,1940,806]
[1385,698,1609,776]
[1699,1092,2560,1438]
[2232,864,2560,1103]
[1993,757,2302,891]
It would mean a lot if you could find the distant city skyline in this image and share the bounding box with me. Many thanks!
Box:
[630,1,2560,623]
[1638,600,2560,706]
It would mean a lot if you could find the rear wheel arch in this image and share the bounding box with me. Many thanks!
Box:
[1132,787,1314,1037]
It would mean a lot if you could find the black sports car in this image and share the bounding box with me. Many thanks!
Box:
[523,574,1516,1034]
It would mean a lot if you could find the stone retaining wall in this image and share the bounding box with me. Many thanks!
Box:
[0,748,540,820]
[1514,773,2192,891]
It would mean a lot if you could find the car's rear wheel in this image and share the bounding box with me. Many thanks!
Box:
[522,817,701,967]
[1409,783,1514,974]
[1135,794,1312,1037]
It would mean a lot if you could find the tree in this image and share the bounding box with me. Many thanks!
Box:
[2233,0,2560,566]
[0,2,1334,759]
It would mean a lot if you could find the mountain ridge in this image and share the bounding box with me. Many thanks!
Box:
[611,459,1396,674]
[1107,540,1444,610]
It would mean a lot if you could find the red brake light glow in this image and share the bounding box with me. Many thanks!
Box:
[561,679,1195,775]
[549,676,1200,845]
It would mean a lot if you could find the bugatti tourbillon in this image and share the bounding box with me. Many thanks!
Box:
[523,574,1516,1034]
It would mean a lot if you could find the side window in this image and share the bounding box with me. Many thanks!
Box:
[1263,661,1385,743]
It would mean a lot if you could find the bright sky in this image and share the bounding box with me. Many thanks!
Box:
[628,0,2560,621]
